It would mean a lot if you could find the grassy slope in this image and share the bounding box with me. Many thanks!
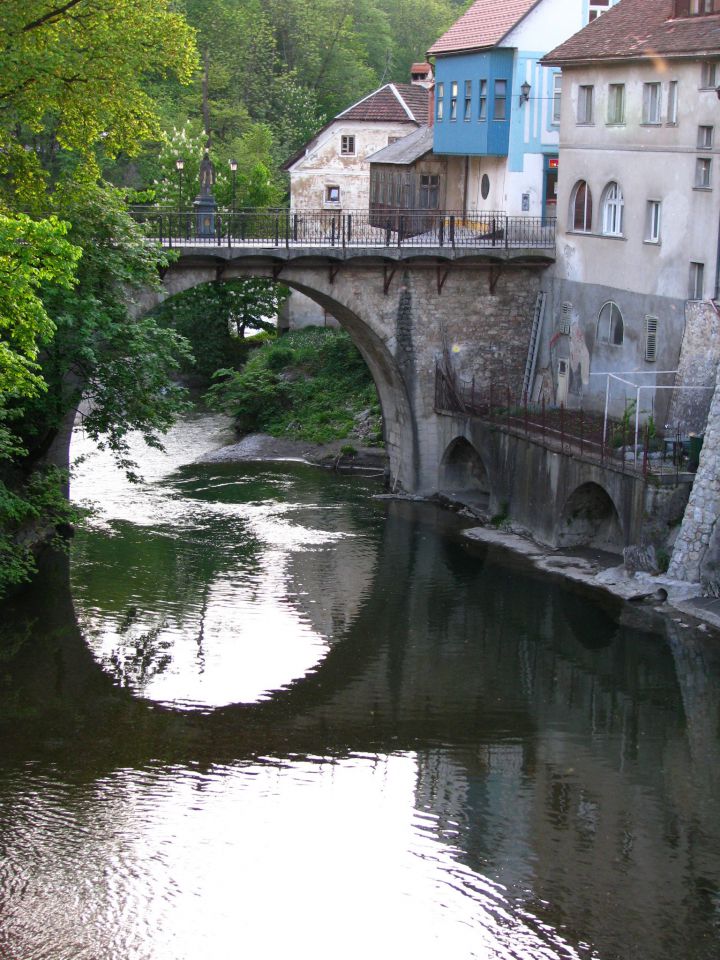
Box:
[207,327,384,446]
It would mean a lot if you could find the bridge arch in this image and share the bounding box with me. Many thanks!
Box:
[557,481,624,554]
[132,259,419,490]
[439,437,492,508]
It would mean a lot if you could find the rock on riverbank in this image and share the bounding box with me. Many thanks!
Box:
[199,432,387,472]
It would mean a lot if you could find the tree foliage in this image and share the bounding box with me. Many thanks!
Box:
[0,213,80,400]
[0,0,198,203]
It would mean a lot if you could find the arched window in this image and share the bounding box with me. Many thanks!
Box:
[597,301,624,345]
[570,180,593,231]
[601,181,624,236]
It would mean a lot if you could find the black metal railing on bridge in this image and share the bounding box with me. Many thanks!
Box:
[130,207,556,251]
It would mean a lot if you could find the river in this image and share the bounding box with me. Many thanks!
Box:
[1,409,719,960]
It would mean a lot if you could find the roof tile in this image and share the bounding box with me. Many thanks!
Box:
[544,0,720,63]
[428,0,539,55]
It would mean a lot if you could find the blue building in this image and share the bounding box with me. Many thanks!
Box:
[428,0,619,218]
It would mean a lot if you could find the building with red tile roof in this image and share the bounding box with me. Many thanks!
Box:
[535,0,720,429]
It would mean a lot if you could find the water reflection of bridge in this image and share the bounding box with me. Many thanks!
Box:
[3,499,720,960]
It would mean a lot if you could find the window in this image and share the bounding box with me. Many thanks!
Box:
[698,125,714,148]
[607,83,625,124]
[464,80,472,120]
[597,301,624,345]
[577,84,594,123]
[696,157,712,187]
[701,62,718,87]
[667,80,678,123]
[340,135,355,155]
[674,0,720,15]
[493,79,507,120]
[450,81,458,120]
[552,74,562,124]
[481,173,490,199]
[642,82,662,123]
[644,316,659,362]
[589,0,611,20]
[645,200,661,242]
[689,261,705,299]
[325,185,340,203]
[479,79,488,120]
[570,180,593,231]
[419,174,440,209]
[601,181,624,235]
[436,82,444,121]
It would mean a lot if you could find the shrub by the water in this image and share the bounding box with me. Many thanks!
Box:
[207,327,383,445]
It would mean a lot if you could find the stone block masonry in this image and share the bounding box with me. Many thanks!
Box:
[668,360,720,592]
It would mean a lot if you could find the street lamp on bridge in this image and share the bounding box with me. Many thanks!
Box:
[175,158,185,213]
[229,158,238,212]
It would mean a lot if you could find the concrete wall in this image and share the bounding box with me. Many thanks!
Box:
[435,413,691,555]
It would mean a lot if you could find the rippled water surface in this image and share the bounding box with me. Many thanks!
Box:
[1,411,720,960]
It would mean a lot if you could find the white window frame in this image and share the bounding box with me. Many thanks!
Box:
[642,82,662,124]
[450,80,458,121]
[601,181,624,236]
[325,184,340,204]
[689,261,705,299]
[552,74,562,124]
[644,316,659,362]
[589,0,611,21]
[436,82,444,121]
[464,80,472,121]
[607,83,625,124]
[698,125,714,148]
[701,62,718,88]
[596,300,624,346]
[340,135,355,156]
[666,80,678,123]
[645,200,661,243]
[696,157,712,188]
[577,84,594,124]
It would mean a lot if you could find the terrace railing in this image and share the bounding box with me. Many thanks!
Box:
[434,364,693,481]
[130,207,556,251]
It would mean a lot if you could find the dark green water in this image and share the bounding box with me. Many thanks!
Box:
[1,412,720,960]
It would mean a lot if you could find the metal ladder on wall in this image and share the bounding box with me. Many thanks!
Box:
[521,291,546,401]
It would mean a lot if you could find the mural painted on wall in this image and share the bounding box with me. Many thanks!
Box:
[568,318,590,397]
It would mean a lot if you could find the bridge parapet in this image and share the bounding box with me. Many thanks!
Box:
[131,207,555,258]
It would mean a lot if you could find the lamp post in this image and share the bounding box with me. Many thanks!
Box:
[176,158,184,214]
[229,159,238,212]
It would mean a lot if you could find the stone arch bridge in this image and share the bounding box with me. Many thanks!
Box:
[134,229,554,494]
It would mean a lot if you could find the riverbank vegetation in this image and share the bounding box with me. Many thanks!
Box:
[208,328,383,446]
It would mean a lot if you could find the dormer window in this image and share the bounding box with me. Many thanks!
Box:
[672,0,720,16]
[589,0,611,21]
[340,135,355,156]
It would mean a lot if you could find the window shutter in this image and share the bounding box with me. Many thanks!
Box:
[559,301,572,334]
[645,316,659,362]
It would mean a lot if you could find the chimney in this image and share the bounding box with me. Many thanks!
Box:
[410,62,434,89]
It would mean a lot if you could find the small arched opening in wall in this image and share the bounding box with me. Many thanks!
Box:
[439,437,491,508]
[557,482,624,554]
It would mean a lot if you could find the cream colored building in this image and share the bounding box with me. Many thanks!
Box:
[282,78,430,328]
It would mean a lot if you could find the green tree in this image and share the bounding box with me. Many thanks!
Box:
[153,279,286,381]
[19,183,194,478]
[0,213,80,401]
